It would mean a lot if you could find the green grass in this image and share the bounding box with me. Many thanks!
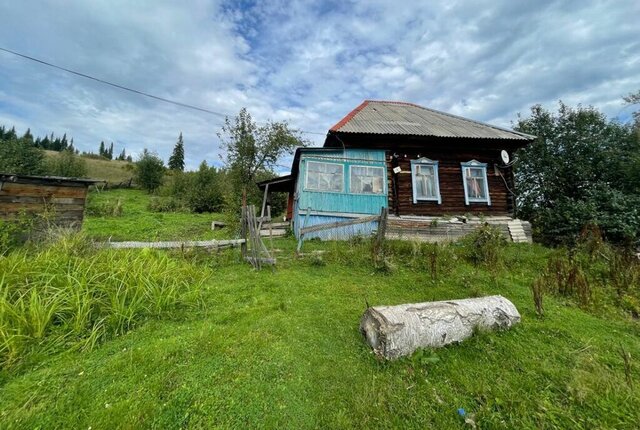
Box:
[1,237,639,429]
[83,189,229,241]
[0,235,212,369]
[45,150,134,183]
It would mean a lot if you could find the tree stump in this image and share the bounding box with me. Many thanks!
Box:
[360,295,520,359]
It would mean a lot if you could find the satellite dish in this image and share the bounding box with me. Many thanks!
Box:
[500,150,510,164]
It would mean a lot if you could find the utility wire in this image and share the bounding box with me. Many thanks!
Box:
[0,46,327,135]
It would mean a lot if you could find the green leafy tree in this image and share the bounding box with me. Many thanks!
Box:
[185,161,224,212]
[168,132,185,171]
[514,102,639,245]
[623,89,640,127]
[218,108,304,208]
[134,149,165,193]
[0,136,46,175]
[46,149,88,177]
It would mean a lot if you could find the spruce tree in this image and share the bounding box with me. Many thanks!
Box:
[107,142,114,160]
[168,132,185,171]
[99,141,105,157]
[22,128,34,146]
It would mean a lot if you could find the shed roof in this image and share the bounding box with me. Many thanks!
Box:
[0,173,104,187]
[329,100,534,141]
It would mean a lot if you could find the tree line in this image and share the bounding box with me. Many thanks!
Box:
[515,91,640,246]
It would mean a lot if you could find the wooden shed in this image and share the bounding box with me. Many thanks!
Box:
[0,173,102,229]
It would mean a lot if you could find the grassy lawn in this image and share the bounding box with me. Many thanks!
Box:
[1,237,639,429]
[83,189,229,241]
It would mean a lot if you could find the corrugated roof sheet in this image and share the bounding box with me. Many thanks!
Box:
[329,100,534,140]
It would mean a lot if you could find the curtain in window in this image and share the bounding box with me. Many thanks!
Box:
[465,167,486,199]
[415,165,436,199]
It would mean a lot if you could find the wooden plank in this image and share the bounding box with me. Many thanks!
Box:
[300,214,379,235]
[260,229,287,236]
[244,256,276,265]
[102,239,246,249]
[0,196,86,205]
[0,203,85,213]
[0,183,88,198]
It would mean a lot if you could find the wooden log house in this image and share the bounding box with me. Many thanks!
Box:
[258,100,536,242]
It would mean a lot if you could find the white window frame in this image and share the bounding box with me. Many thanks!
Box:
[410,158,441,204]
[349,164,386,195]
[304,160,344,193]
[461,160,491,205]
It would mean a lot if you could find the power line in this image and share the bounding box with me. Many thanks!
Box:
[0,46,327,136]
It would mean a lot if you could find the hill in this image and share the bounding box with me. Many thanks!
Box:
[44,150,134,184]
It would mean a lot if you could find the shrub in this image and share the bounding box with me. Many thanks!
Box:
[148,197,184,213]
[0,137,46,175]
[0,214,34,255]
[461,223,508,266]
[85,196,123,217]
[186,161,224,213]
[46,149,88,177]
[134,149,165,193]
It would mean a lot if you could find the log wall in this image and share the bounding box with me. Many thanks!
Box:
[0,175,93,229]
[387,149,514,216]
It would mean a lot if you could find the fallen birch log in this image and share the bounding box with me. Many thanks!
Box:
[360,295,520,359]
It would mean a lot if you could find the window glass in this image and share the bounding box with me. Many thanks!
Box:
[411,159,440,203]
[464,166,487,200]
[350,166,384,194]
[305,161,343,192]
[415,164,437,199]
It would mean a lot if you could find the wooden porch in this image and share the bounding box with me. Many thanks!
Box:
[385,215,532,243]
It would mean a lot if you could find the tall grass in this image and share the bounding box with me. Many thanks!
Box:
[531,244,640,317]
[0,234,210,368]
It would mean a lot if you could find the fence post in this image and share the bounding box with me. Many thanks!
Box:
[297,207,311,254]
[240,206,247,258]
[373,206,388,264]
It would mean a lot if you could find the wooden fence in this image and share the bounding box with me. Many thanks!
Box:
[297,207,388,252]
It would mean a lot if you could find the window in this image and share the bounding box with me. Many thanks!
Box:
[411,158,441,203]
[305,161,344,192]
[461,160,491,205]
[350,165,385,194]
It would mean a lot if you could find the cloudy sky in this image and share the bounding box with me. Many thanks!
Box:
[0,0,638,171]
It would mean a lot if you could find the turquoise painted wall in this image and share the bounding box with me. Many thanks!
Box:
[293,148,387,239]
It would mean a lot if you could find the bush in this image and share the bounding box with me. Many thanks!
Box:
[134,149,165,193]
[46,149,88,177]
[0,137,46,175]
[148,197,184,213]
[0,215,34,255]
[461,223,508,266]
[186,161,224,213]
[85,196,123,217]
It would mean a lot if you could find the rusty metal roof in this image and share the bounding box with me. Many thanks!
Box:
[329,100,534,140]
